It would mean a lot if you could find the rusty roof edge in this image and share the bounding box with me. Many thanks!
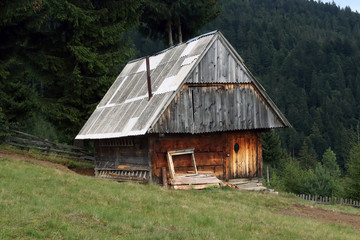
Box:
[147,33,219,134]
[217,32,291,128]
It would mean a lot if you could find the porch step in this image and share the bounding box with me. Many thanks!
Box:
[228,178,266,191]
[228,178,261,185]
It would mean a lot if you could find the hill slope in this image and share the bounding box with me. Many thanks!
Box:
[0,155,359,239]
[201,0,360,168]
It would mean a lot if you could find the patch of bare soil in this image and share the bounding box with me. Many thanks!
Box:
[278,204,360,231]
[73,168,95,176]
[0,150,75,173]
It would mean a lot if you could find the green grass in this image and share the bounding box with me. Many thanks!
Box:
[0,144,93,169]
[0,157,359,239]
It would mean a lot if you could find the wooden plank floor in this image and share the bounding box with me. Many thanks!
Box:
[170,174,222,189]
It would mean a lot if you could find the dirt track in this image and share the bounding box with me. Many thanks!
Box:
[278,204,360,231]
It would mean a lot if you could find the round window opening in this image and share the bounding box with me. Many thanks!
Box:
[234,143,239,153]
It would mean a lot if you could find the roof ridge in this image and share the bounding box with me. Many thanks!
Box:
[128,30,218,64]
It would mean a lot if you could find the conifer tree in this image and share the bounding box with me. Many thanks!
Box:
[0,0,143,141]
[140,0,220,46]
[347,143,360,200]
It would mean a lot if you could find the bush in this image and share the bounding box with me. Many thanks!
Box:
[0,107,8,142]
[346,143,360,200]
[270,148,344,197]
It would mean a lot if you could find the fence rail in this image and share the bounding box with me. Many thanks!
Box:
[296,194,360,208]
[3,129,94,162]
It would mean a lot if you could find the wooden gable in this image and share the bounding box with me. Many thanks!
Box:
[186,35,251,84]
[151,84,286,133]
[150,34,289,134]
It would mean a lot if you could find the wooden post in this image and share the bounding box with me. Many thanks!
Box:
[162,167,168,189]
[146,56,152,101]
[266,164,270,184]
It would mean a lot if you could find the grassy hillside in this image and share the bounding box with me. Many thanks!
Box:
[0,156,359,239]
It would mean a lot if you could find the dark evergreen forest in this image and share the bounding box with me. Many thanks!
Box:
[200,0,360,172]
[1,0,360,199]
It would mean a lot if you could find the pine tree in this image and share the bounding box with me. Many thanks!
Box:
[140,0,220,46]
[346,143,360,200]
[262,131,285,167]
[322,148,341,178]
[0,0,143,141]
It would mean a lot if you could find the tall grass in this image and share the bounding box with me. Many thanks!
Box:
[0,157,359,239]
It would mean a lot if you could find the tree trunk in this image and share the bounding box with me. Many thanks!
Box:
[167,20,173,47]
[177,19,183,43]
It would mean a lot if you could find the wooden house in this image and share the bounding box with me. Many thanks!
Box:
[75,31,290,185]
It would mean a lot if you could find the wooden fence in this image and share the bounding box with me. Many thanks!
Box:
[3,129,94,162]
[296,194,360,208]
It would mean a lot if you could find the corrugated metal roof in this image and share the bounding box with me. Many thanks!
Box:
[76,31,216,139]
[76,30,290,140]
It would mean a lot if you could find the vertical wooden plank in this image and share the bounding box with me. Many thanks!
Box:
[241,87,246,129]
[167,152,175,178]
[210,42,216,82]
[248,134,251,177]
[252,134,256,177]
[223,133,229,181]
[246,133,249,177]
[230,134,235,178]
[229,55,235,83]
[258,133,262,178]
[193,87,201,133]
[214,40,218,82]
[236,135,242,177]
[242,135,247,177]
[162,167,168,188]
[217,39,222,81]
[194,66,199,83]
[222,48,229,81]
[191,153,198,175]
[150,137,157,181]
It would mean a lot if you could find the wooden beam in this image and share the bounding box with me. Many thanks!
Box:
[167,148,197,178]
[162,167,168,188]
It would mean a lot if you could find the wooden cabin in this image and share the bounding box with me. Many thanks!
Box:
[75,31,290,185]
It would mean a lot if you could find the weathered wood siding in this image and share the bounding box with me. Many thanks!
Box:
[150,131,262,182]
[150,133,226,182]
[94,137,150,169]
[229,132,262,178]
[186,38,251,84]
[151,84,284,133]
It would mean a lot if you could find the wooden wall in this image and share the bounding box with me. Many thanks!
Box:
[93,131,262,183]
[149,131,262,182]
[94,137,150,169]
[228,132,262,179]
[151,84,285,134]
[186,37,251,84]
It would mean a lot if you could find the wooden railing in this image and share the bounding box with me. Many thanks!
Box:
[296,194,360,208]
[3,129,94,162]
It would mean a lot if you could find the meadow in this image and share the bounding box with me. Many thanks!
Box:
[0,155,359,239]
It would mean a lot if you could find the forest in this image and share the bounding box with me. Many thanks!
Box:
[0,0,359,200]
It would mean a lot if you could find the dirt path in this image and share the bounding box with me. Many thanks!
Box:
[0,150,75,173]
[278,204,360,231]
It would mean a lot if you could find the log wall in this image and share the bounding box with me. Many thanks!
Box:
[150,131,262,182]
[94,137,150,169]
